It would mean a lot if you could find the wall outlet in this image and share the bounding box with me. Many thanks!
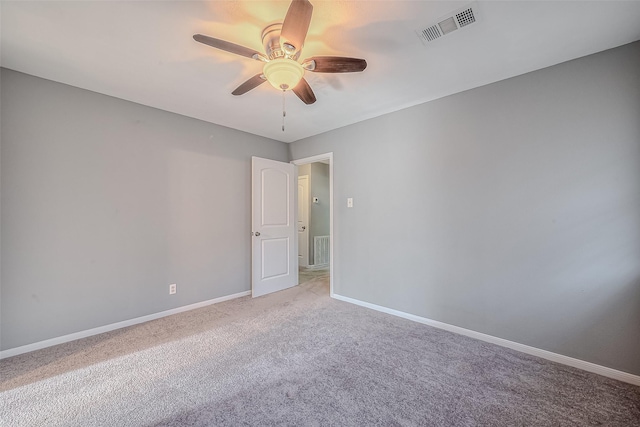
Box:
[169,283,177,295]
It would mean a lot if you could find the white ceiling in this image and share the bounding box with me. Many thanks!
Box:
[2,1,639,143]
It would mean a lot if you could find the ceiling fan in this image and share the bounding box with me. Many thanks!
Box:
[193,0,367,105]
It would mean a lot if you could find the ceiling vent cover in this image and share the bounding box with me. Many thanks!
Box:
[416,3,479,44]
[455,7,476,27]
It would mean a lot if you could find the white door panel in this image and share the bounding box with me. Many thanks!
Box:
[262,169,289,226]
[252,157,297,297]
[262,238,289,279]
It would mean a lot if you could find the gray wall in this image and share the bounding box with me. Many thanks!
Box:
[0,69,288,350]
[289,41,640,375]
[309,162,329,265]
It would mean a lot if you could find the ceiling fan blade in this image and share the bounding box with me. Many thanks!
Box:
[193,34,262,60]
[280,0,313,52]
[232,74,267,96]
[292,78,316,105]
[303,56,367,73]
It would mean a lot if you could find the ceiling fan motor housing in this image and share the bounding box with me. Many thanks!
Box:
[262,23,301,61]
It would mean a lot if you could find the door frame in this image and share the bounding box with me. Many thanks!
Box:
[291,153,334,297]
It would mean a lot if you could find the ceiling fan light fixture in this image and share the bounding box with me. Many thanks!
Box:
[263,58,304,91]
[193,0,366,105]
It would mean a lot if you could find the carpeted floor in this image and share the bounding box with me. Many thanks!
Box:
[1,276,639,426]
[298,266,329,285]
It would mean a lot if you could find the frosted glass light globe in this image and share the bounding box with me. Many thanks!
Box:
[263,58,304,91]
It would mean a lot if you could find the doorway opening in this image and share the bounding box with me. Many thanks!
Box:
[292,153,333,297]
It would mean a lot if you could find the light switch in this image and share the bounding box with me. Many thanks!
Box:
[347,198,353,208]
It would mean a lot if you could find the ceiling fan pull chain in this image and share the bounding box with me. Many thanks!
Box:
[282,90,286,132]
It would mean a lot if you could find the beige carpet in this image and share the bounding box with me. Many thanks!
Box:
[1,276,639,426]
[298,266,329,285]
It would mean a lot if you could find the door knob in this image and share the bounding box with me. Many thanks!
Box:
[254,231,261,237]
[302,226,306,230]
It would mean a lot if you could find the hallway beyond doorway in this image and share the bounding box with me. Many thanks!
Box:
[298,266,329,285]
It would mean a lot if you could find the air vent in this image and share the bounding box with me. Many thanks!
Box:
[421,24,442,42]
[438,17,458,35]
[455,7,476,27]
[416,3,479,45]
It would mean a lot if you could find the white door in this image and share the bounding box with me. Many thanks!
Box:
[297,175,310,267]
[251,156,298,297]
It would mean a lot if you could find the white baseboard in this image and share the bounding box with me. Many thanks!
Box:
[332,293,640,387]
[0,290,251,360]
